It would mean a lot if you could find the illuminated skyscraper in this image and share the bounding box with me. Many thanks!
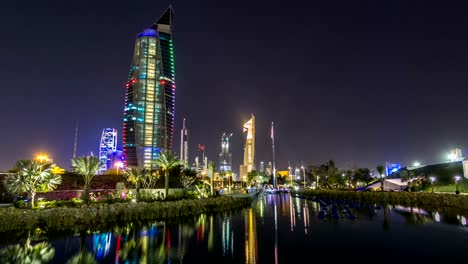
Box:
[240,115,255,181]
[123,6,176,168]
[219,132,233,172]
[180,118,189,166]
[99,128,117,174]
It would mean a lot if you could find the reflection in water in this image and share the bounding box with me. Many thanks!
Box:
[1,194,466,263]
[222,215,233,256]
[93,232,111,260]
[274,200,278,264]
[245,208,258,264]
[0,241,55,263]
[303,203,310,235]
[289,195,296,231]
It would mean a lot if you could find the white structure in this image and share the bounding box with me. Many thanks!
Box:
[180,118,189,166]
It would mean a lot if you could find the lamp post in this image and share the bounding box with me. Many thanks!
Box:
[301,165,305,189]
[429,177,436,193]
[455,176,461,194]
[342,173,345,188]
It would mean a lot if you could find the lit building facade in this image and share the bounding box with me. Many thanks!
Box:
[99,128,117,174]
[123,6,176,168]
[180,118,189,166]
[219,132,233,172]
[107,150,125,171]
[240,115,255,181]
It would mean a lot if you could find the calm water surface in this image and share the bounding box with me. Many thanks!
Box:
[1,194,467,263]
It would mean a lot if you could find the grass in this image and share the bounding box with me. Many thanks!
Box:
[425,180,468,193]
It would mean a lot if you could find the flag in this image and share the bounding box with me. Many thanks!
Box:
[271,122,274,140]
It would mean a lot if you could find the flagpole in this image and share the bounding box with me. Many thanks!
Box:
[271,122,277,189]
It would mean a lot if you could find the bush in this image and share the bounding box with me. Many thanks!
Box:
[0,196,253,233]
[294,189,468,211]
[14,200,27,209]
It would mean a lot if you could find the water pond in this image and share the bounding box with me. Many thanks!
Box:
[0,194,466,263]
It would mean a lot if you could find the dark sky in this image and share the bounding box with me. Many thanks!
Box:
[1,0,468,172]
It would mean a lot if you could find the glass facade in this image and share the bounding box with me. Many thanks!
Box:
[99,128,117,174]
[123,6,175,168]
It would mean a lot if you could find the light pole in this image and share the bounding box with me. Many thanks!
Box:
[288,165,292,187]
[455,176,461,194]
[301,165,305,189]
[342,173,345,189]
[429,176,436,193]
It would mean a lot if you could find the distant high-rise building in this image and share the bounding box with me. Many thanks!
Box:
[180,118,189,166]
[240,115,255,181]
[265,161,272,175]
[258,161,265,173]
[219,132,233,172]
[123,6,176,168]
[99,128,117,174]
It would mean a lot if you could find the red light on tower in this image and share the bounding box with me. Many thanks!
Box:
[160,80,166,85]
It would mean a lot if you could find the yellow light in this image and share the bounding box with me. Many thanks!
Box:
[35,153,50,163]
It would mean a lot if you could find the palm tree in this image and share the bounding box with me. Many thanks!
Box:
[123,167,147,202]
[4,160,62,208]
[376,165,385,191]
[154,152,181,199]
[71,156,100,203]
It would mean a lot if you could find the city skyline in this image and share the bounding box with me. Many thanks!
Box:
[1,0,468,171]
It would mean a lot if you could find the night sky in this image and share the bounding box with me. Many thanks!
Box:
[1,0,468,172]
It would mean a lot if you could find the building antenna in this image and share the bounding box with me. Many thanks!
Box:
[73,120,78,159]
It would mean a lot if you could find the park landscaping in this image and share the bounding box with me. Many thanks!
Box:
[0,195,252,233]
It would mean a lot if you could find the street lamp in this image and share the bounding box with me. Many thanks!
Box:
[413,161,421,167]
[301,165,305,189]
[429,176,436,193]
[454,176,461,194]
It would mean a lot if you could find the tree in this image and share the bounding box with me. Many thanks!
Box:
[154,152,182,199]
[208,162,215,195]
[4,160,62,208]
[123,167,148,202]
[353,168,372,187]
[376,165,385,191]
[71,156,100,203]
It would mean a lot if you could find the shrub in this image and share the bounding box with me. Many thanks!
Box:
[14,200,27,209]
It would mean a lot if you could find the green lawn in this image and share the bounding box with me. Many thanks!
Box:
[425,180,468,193]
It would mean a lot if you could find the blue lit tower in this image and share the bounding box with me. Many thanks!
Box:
[99,128,117,174]
[123,6,176,168]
